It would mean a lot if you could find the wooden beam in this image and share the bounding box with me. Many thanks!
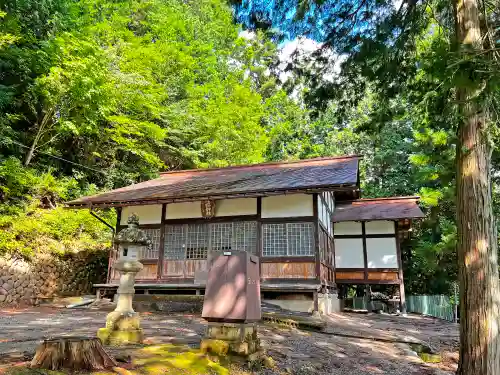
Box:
[335,279,401,285]
[260,216,315,224]
[335,267,399,272]
[260,256,315,263]
[162,215,259,225]
[334,234,396,239]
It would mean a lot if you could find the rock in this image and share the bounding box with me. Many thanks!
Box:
[0,295,5,303]
[0,287,7,296]
[14,279,21,288]
[2,282,13,291]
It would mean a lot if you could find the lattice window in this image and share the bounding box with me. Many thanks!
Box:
[140,228,161,259]
[164,225,185,260]
[211,223,232,251]
[262,223,287,256]
[287,222,314,256]
[185,223,209,259]
[263,222,314,256]
[164,221,257,259]
[233,221,257,254]
[210,221,257,254]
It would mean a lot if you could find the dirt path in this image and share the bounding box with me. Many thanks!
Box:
[0,307,458,374]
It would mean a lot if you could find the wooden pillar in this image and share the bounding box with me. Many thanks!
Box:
[399,280,407,315]
[157,204,167,280]
[361,222,368,282]
[313,194,321,282]
[364,285,373,313]
[107,207,122,284]
[313,290,319,313]
[395,221,407,315]
[256,197,262,278]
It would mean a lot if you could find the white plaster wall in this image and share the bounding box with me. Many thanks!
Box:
[215,198,257,217]
[365,220,395,234]
[366,237,398,268]
[165,202,202,219]
[334,238,364,268]
[261,194,313,218]
[334,221,362,235]
[120,205,162,225]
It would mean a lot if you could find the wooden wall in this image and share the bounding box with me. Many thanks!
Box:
[261,261,315,279]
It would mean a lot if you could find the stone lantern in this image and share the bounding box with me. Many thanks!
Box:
[97,213,150,345]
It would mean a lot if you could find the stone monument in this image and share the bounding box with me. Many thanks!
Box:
[201,250,261,358]
[97,213,150,345]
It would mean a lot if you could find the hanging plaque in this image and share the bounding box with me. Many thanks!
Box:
[201,199,216,218]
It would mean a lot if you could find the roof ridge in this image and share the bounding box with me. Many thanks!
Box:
[159,155,362,175]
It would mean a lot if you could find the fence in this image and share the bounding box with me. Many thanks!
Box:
[344,294,457,322]
[406,295,456,322]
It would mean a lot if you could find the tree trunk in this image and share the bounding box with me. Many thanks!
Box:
[30,337,117,371]
[455,0,500,373]
[25,108,54,166]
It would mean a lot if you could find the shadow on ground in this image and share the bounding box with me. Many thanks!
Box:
[0,307,458,375]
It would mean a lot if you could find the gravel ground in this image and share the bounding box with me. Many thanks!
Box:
[0,307,458,374]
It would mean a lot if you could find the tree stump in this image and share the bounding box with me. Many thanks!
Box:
[30,337,118,371]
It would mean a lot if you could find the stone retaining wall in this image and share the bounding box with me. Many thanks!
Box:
[0,250,108,305]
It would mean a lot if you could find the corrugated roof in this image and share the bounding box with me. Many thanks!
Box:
[67,156,361,207]
[332,197,425,222]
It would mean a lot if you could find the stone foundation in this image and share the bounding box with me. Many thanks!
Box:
[264,292,340,314]
[0,251,107,305]
[201,322,260,357]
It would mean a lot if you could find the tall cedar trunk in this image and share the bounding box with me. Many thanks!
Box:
[455,0,500,373]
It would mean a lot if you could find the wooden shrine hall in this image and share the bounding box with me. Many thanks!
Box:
[67,156,424,313]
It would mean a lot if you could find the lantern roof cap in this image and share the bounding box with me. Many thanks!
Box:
[114,213,151,246]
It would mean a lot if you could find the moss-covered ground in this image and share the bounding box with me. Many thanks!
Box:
[3,344,250,375]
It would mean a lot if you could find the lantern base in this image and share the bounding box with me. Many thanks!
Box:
[201,323,260,356]
[98,311,143,345]
[97,327,143,346]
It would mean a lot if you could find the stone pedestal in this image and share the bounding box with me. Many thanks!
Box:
[97,311,143,345]
[201,322,260,357]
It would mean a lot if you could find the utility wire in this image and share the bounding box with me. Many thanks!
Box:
[8,140,105,174]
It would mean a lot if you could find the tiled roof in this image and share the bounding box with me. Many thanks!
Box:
[332,197,425,222]
[67,156,361,207]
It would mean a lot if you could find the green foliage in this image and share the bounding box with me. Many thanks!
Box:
[0,204,112,257]
[0,0,307,258]
[0,157,110,257]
